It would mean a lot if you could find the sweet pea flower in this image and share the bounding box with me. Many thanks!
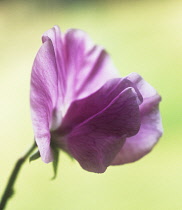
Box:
[30,26,163,173]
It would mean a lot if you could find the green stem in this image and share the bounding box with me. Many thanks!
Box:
[0,141,37,210]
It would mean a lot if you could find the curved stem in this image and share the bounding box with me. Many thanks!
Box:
[0,141,37,210]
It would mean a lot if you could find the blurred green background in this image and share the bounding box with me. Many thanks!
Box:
[0,0,182,209]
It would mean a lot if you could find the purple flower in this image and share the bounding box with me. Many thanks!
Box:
[30,26,163,173]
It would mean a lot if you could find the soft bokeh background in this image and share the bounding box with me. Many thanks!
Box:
[0,0,182,209]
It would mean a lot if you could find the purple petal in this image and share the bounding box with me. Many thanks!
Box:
[60,78,142,133]
[112,73,163,165]
[127,72,157,98]
[30,39,58,163]
[42,26,119,110]
[66,87,141,173]
[42,26,66,110]
[63,29,119,101]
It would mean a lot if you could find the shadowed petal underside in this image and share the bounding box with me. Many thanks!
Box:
[66,85,141,173]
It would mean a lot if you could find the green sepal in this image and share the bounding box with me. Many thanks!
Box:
[29,150,40,162]
[51,147,60,180]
